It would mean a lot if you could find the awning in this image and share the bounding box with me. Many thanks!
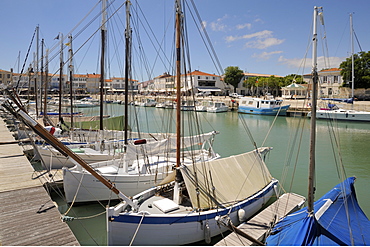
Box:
[197,86,221,92]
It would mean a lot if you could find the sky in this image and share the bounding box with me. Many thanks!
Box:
[1,0,370,82]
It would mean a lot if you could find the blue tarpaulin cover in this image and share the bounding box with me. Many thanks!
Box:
[266,177,370,246]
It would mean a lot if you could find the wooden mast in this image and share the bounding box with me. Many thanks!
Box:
[124,0,131,146]
[99,0,107,131]
[40,38,44,119]
[35,25,39,117]
[58,33,64,122]
[175,0,181,168]
[308,6,321,214]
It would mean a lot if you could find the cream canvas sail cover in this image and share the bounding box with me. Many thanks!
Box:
[180,148,273,209]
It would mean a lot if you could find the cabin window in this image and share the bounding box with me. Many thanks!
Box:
[248,101,253,105]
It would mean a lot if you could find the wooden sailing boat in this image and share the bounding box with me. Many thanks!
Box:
[2,0,277,244]
[265,7,370,245]
[61,0,220,203]
[104,0,278,245]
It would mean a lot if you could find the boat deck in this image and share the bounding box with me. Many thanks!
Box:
[0,113,79,246]
[214,193,306,246]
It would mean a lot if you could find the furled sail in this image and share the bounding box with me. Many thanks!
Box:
[180,148,273,209]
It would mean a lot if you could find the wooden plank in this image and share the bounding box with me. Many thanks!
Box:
[0,186,79,246]
[214,193,306,246]
[0,116,79,246]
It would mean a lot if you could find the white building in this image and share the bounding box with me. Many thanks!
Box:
[148,70,225,95]
[303,68,343,98]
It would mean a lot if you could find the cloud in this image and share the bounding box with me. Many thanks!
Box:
[253,51,283,60]
[246,37,285,49]
[226,30,272,42]
[236,23,252,30]
[225,30,284,49]
[278,56,346,71]
[209,15,228,31]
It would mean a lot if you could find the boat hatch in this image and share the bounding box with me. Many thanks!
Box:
[96,165,119,174]
[153,198,179,213]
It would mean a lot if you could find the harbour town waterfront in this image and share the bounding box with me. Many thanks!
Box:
[46,101,370,245]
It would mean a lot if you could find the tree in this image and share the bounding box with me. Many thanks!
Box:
[223,66,244,93]
[283,74,304,86]
[339,51,370,88]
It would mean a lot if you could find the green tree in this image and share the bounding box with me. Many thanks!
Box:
[223,66,244,93]
[283,74,304,86]
[339,51,370,88]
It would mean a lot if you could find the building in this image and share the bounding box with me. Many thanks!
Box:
[0,69,13,86]
[109,77,139,93]
[303,68,343,98]
[281,83,308,99]
[146,70,225,95]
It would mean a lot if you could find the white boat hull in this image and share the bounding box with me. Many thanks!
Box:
[314,109,370,121]
[37,146,119,169]
[63,162,173,203]
[107,179,278,245]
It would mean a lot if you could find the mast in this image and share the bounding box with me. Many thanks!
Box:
[175,0,181,168]
[43,48,49,124]
[99,0,107,131]
[124,0,131,146]
[40,39,44,118]
[350,13,355,103]
[58,33,64,122]
[68,35,74,129]
[35,25,39,117]
[308,6,321,214]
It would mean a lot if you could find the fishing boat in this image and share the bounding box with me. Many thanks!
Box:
[309,13,370,122]
[207,101,229,113]
[238,96,290,116]
[265,7,370,245]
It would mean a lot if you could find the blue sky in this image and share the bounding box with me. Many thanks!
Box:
[1,0,370,81]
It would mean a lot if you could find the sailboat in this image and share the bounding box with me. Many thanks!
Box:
[312,13,370,122]
[265,7,370,245]
[105,0,278,245]
[2,0,278,244]
[62,0,220,203]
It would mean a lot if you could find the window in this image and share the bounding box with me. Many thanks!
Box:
[334,76,338,83]
[323,76,328,83]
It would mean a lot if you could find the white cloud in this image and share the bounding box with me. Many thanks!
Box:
[246,37,285,49]
[201,21,207,29]
[253,51,283,60]
[209,15,228,32]
[236,23,252,30]
[278,56,346,72]
[226,30,272,43]
[225,30,283,49]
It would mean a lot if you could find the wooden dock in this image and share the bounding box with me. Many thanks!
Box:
[0,113,79,246]
[215,193,306,246]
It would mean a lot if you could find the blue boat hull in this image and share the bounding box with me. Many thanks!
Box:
[238,105,290,116]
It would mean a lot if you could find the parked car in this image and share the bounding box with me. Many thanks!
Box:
[229,93,243,98]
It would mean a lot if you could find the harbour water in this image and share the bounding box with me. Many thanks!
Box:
[52,103,370,245]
